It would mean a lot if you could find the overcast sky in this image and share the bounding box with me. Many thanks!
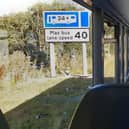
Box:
[0,0,54,16]
[0,0,90,16]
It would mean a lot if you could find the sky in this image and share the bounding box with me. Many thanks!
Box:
[0,0,90,16]
[0,0,54,16]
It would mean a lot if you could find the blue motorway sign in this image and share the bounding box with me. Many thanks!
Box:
[43,11,90,28]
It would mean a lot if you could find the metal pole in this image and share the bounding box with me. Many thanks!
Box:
[124,27,128,82]
[92,7,104,85]
[50,43,56,77]
[127,31,129,71]
[119,25,124,83]
[114,25,120,83]
[82,43,88,76]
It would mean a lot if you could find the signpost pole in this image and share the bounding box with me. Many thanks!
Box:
[50,42,56,77]
[82,43,88,76]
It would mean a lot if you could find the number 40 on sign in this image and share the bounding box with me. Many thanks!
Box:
[45,29,89,42]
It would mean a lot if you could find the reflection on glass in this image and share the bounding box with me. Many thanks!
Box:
[83,0,92,6]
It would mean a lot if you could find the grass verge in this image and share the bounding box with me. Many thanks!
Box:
[0,78,92,129]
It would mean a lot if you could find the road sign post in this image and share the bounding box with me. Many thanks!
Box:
[82,43,88,76]
[43,11,90,77]
[50,43,56,77]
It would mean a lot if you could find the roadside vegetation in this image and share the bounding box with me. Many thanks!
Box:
[1,78,91,129]
[0,1,114,129]
[0,1,114,81]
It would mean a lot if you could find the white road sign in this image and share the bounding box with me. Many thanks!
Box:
[45,29,89,42]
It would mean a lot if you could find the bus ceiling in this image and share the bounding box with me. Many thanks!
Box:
[73,0,129,28]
